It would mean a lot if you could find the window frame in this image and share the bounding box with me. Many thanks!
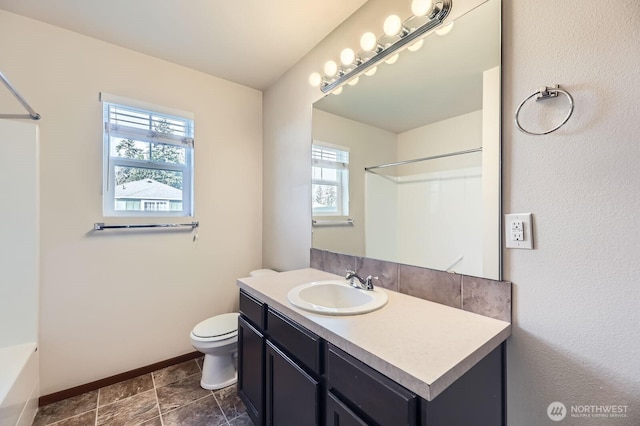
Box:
[101,97,194,217]
[311,141,350,217]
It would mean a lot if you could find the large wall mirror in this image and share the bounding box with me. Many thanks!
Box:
[311,0,501,280]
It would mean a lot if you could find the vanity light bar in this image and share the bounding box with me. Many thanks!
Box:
[314,0,452,94]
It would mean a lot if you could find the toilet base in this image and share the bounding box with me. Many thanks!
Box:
[201,374,237,391]
[200,352,237,390]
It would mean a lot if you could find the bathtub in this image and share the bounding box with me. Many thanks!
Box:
[0,343,39,426]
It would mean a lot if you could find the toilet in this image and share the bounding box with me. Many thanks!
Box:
[190,269,277,390]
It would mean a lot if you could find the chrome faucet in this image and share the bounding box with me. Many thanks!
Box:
[345,269,378,291]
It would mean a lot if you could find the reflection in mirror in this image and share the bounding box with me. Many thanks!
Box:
[311,0,501,280]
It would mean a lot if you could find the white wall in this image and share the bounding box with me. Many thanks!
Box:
[312,109,396,256]
[265,0,640,424]
[364,172,398,261]
[0,11,263,395]
[395,111,483,275]
[482,66,501,280]
[0,121,39,348]
[503,1,640,424]
[397,110,482,172]
[395,166,483,275]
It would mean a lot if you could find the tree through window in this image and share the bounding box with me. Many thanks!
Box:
[312,143,349,216]
[102,98,194,216]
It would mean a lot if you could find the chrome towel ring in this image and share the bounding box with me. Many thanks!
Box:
[515,85,574,135]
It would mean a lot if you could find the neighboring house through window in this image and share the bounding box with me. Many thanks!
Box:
[312,142,349,216]
[101,93,194,216]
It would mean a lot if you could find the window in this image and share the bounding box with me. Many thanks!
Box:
[312,142,349,216]
[102,95,194,216]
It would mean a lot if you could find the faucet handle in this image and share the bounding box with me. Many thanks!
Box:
[364,275,379,290]
[345,269,356,278]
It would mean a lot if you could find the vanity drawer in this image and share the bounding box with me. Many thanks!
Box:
[266,308,322,375]
[326,343,418,426]
[239,289,267,330]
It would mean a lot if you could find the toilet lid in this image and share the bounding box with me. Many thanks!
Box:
[192,313,239,338]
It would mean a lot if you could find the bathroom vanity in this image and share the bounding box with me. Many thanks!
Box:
[237,268,511,426]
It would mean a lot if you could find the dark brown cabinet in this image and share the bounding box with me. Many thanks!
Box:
[421,345,504,426]
[326,343,418,426]
[238,289,505,426]
[326,392,368,426]
[238,315,265,426]
[265,340,321,426]
[239,290,323,426]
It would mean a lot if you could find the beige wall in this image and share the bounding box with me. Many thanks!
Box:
[0,11,263,395]
[265,0,640,424]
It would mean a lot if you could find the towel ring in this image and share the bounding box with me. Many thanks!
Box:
[515,85,574,135]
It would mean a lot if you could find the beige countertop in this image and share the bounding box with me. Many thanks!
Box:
[237,268,511,401]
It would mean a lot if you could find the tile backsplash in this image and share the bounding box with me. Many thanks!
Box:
[310,248,511,322]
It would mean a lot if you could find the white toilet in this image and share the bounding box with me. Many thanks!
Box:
[190,312,240,390]
[190,269,277,390]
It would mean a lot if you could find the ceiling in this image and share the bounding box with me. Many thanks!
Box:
[0,0,367,90]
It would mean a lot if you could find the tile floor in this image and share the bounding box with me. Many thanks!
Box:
[32,357,253,426]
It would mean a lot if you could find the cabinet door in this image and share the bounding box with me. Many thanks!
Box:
[326,392,368,426]
[238,316,265,426]
[265,340,320,426]
[326,344,418,426]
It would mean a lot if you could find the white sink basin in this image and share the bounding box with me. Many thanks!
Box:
[287,279,388,315]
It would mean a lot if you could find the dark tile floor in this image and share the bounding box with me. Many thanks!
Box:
[32,358,253,426]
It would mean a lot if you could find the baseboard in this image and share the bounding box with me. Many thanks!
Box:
[38,351,201,407]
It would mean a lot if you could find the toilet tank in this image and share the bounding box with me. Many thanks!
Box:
[250,269,277,277]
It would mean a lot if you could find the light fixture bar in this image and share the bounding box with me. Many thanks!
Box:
[321,0,452,94]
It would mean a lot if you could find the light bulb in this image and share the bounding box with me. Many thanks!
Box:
[385,53,399,65]
[364,66,377,77]
[360,32,378,51]
[308,72,322,87]
[411,0,433,17]
[340,48,356,66]
[408,39,424,52]
[383,15,403,36]
[348,77,360,86]
[436,22,454,36]
[332,87,343,95]
[323,60,338,77]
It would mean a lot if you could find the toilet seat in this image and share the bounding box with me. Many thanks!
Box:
[191,312,239,341]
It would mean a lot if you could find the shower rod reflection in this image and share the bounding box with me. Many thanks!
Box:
[94,221,199,231]
[365,147,482,172]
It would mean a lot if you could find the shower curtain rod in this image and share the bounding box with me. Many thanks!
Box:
[0,71,41,120]
[365,147,482,172]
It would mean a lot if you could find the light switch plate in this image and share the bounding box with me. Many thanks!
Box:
[505,213,533,249]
